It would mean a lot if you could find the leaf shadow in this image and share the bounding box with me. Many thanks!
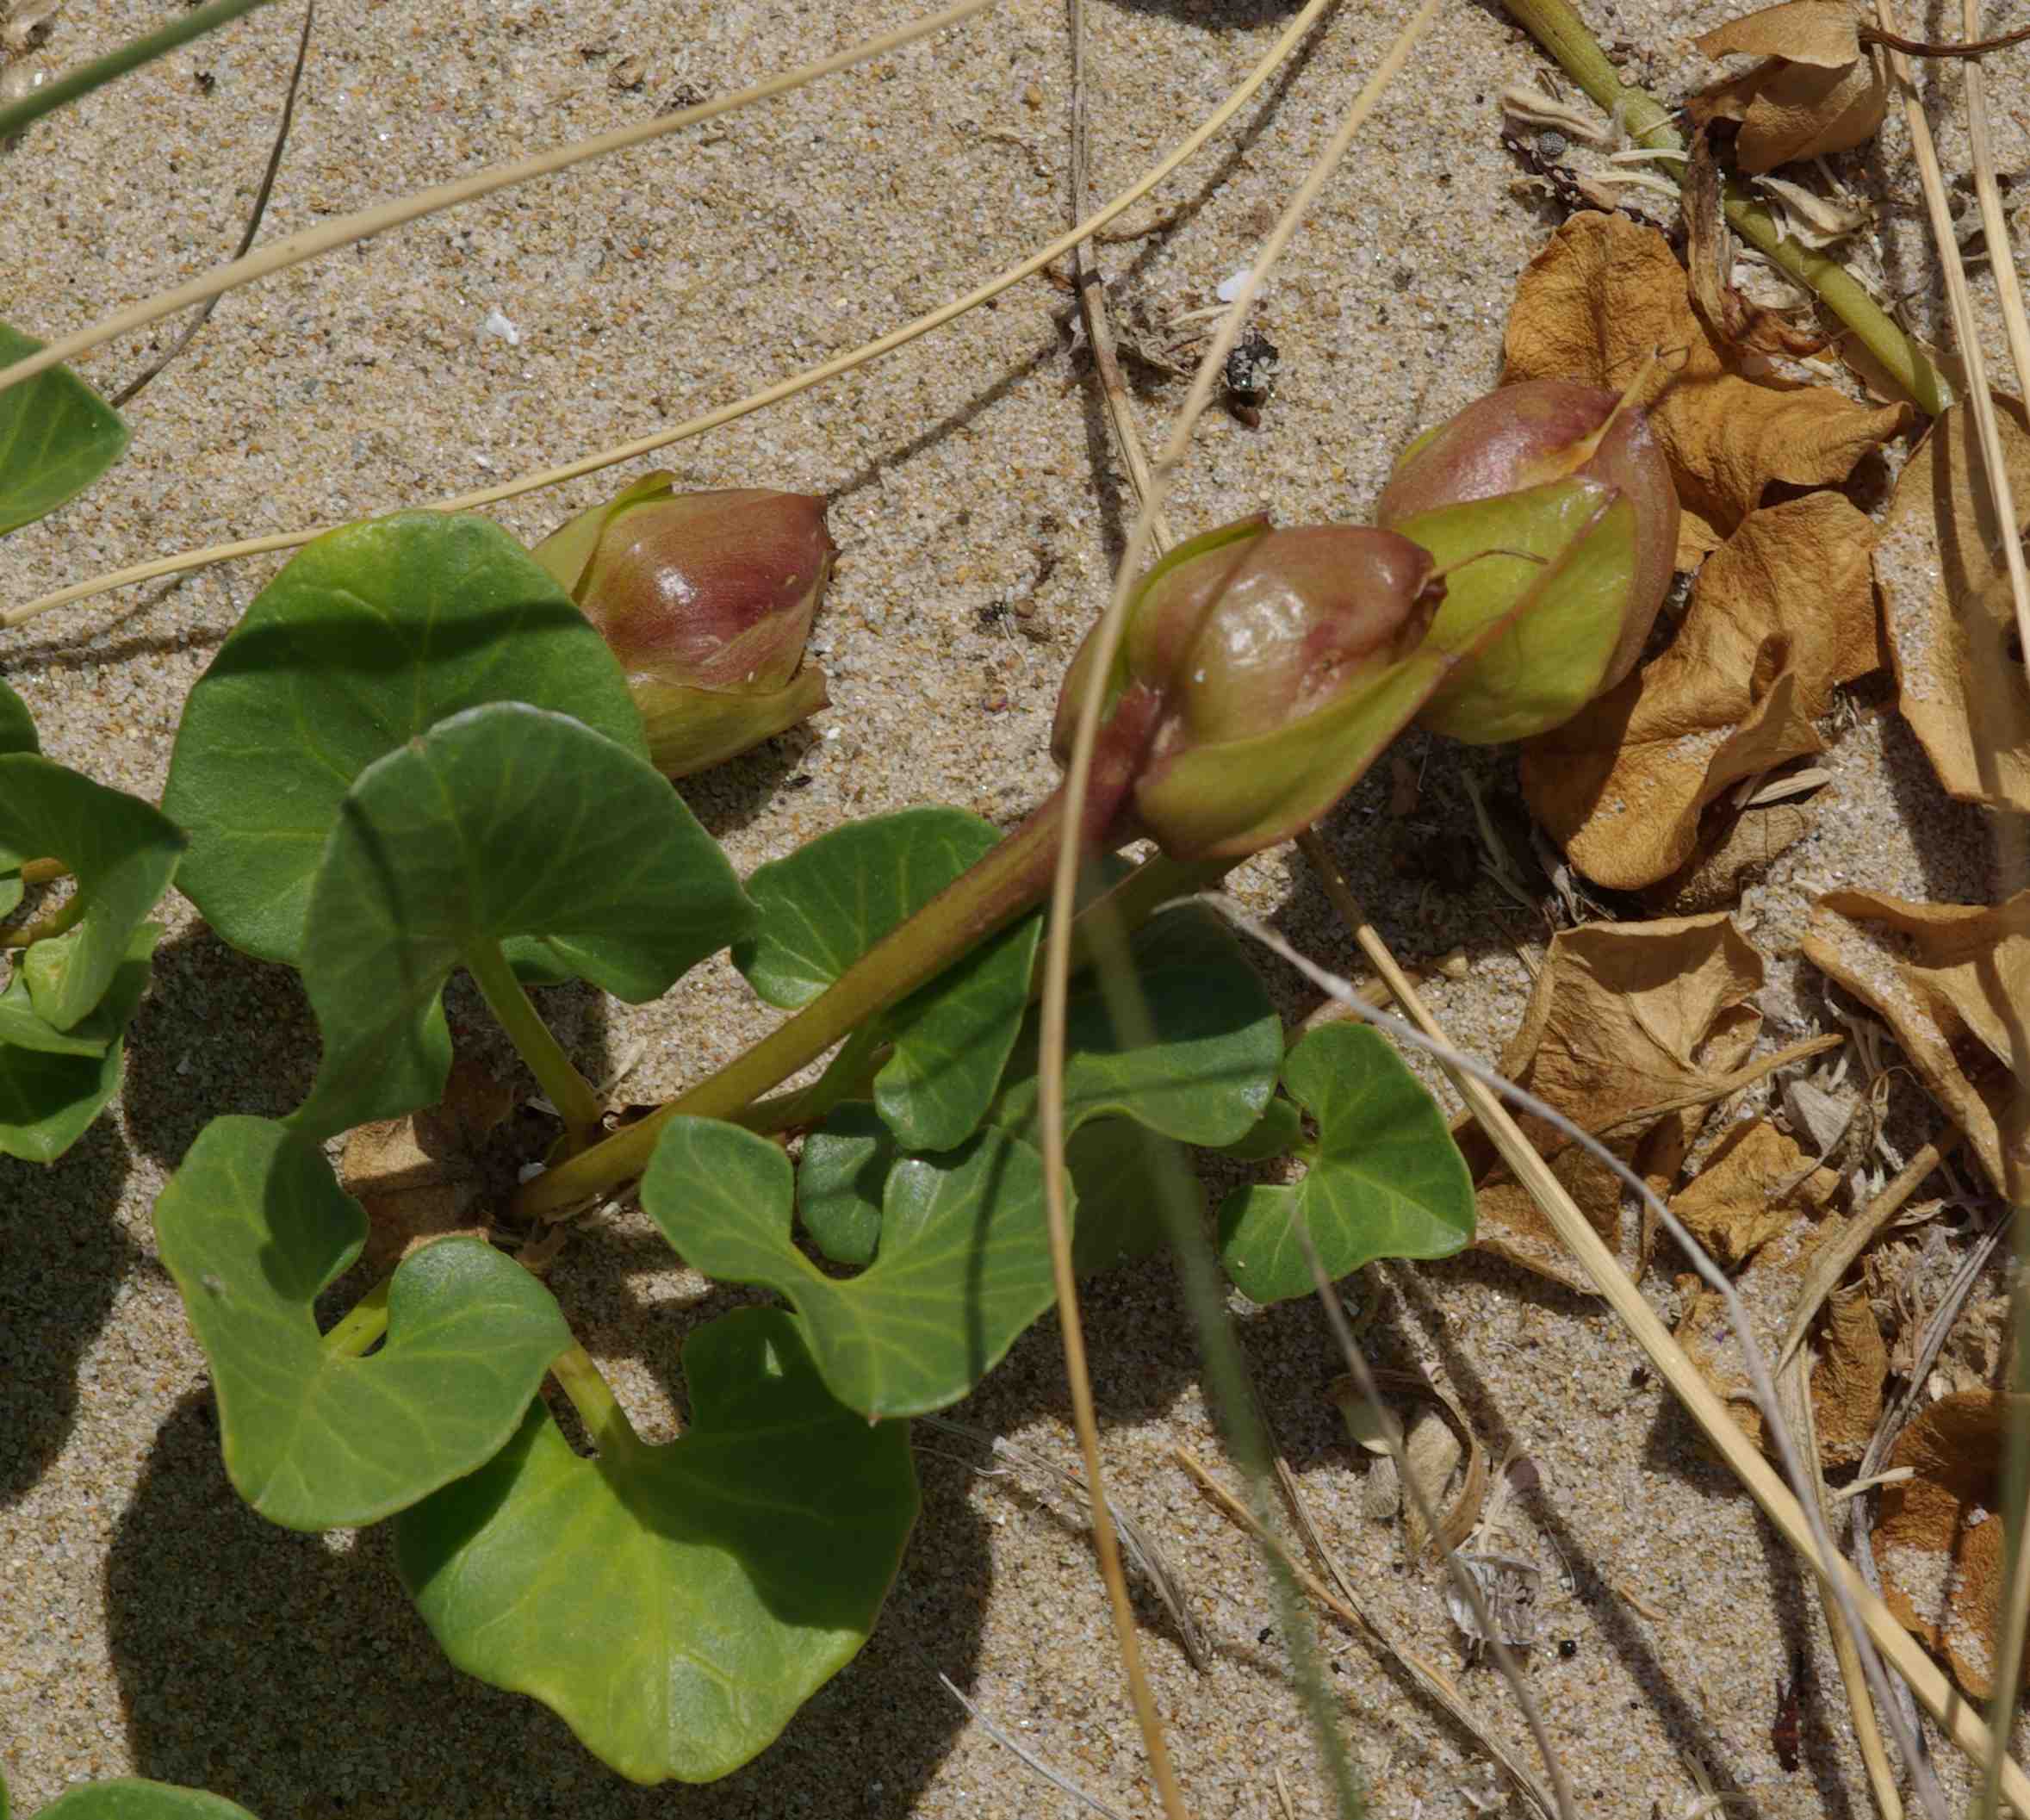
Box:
[0,1118,136,1506]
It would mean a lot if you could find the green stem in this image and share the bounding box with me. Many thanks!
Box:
[321,1276,391,1359]
[1499,0,1948,413]
[736,1022,887,1137]
[550,1344,649,1465]
[462,936,605,1148]
[513,787,1081,1220]
[0,887,85,950]
[0,0,281,145]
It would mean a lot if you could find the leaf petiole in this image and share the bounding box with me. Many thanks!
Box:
[321,1276,391,1359]
[461,936,606,1150]
[549,1343,649,1464]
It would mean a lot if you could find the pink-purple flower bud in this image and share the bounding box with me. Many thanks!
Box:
[531,474,835,777]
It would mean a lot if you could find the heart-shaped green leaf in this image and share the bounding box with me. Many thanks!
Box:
[162,512,649,968]
[1217,1022,1474,1303]
[394,1307,916,1786]
[647,1115,1055,1418]
[153,1115,573,1529]
[291,702,751,1138]
[0,755,182,1030]
[0,678,38,756]
[798,1103,1176,1277]
[0,320,130,537]
[34,1782,260,1819]
[1214,1093,1305,1161]
[734,807,1041,1152]
[990,902,1280,1147]
[0,923,157,1163]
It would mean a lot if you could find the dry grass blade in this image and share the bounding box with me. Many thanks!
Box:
[1034,9,1437,1814]
[1176,1450,1561,1820]
[1777,1132,1960,1373]
[1777,1345,1904,1820]
[3,0,1338,632]
[918,1414,1213,1673]
[1199,882,2030,1818]
[0,0,997,401]
[109,0,316,408]
[1870,0,2030,767]
[939,1674,1132,1820]
[1294,1217,1578,1820]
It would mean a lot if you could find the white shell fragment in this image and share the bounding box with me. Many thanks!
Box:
[1215,268,1253,303]
[1445,1551,1543,1649]
[480,307,522,346]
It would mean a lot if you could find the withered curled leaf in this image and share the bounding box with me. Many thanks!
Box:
[1802,889,2030,1200]
[1669,1118,1841,1268]
[1690,1,1887,174]
[1462,914,1763,1289]
[1502,213,1909,564]
[1874,397,2030,811]
[1523,490,1880,890]
[1874,1389,2030,1699]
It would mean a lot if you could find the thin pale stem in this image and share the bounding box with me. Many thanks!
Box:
[0,0,280,144]
[320,1276,391,1359]
[1499,0,1948,413]
[0,888,84,950]
[6,0,1339,630]
[1039,9,1438,1817]
[462,937,605,1150]
[0,0,994,401]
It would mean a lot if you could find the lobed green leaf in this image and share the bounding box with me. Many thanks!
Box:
[1217,1022,1474,1303]
[153,1115,573,1529]
[290,702,752,1138]
[394,1308,916,1786]
[34,1782,260,1819]
[646,1115,1056,1419]
[735,807,1041,1152]
[0,321,129,537]
[0,923,157,1163]
[162,512,649,969]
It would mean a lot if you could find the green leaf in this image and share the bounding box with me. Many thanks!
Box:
[1213,1094,1304,1161]
[991,902,1280,1147]
[292,703,751,1138]
[35,1781,261,1819]
[646,1115,1056,1418]
[1217,1022,1474,1304]
[152,1115,573,1530]
[798,1104,1177,1277]
[0,678,39,755]
[162,511,649,969]
[0,923,158,1164]
[734,807,1041,1152]
[394,1307,916,1786]
[0,755,182,1030]
[0,321,129,537]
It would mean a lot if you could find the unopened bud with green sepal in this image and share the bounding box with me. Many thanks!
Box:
[1050,519,1452,861]
[1376,380,1679,743]
[531,474,835,777]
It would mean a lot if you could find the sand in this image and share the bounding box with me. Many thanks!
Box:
[3,0,2027,1814]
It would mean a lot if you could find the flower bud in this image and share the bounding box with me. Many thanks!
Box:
[531,474,835,777]
[1375,380,1679,744]
[1051,519,1448,861]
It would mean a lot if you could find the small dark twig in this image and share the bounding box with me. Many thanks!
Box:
[1859,17,2030,56]
[112,0,314,407]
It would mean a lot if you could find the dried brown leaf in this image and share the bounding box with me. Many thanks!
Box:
[1693,0,1861,66]
[339,1055,512,1269]
[1684,128,1832,358]
[1810,1282,1885,1465]
[1734,53,1887,173]
[1875,396,2030,811]
[1502,213,1911,562]
[1522,490,1878,889]
[1873,1388,2030,1699]
[1670,1117,1841,1268]
[1643,801,1815,913]
[1463,914,1764,1289]
[1802,889,2030,1199]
